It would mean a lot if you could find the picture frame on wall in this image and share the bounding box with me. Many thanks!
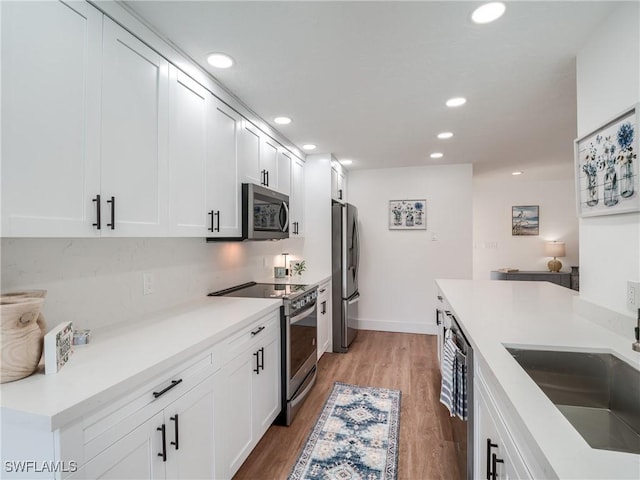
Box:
[389,200,426,230]
[512,205,539,236]
[574,103,639,217]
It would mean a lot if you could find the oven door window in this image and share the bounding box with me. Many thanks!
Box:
[253,193,289,233]
[289,303,317,377]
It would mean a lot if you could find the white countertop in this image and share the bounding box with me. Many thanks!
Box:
[436,279,640,480]
[0,296,281,431]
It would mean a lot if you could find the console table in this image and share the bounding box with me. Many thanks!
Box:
[490,270,573,290]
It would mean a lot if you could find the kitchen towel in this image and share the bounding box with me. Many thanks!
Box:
[439,329,467,420]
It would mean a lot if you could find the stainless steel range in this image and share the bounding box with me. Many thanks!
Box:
[209,282,318,426]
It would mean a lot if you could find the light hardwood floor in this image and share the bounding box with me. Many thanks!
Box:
[233,330,465,480]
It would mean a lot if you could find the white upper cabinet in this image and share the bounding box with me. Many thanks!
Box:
[331,162,347,202]
[1,1,102,236]
[207,99,243,238]
[276,149,292,196]
[100,18,169,236]
[260,136,278,190]
[238,121,262,186]
[168,67,208,236]
[290,157,305,237]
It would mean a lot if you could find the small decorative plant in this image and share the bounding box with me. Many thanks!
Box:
[292,260,306,276]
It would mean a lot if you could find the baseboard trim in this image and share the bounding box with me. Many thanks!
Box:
[353,318,437,335]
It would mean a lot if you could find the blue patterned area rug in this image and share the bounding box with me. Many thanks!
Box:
[288,382,401,480]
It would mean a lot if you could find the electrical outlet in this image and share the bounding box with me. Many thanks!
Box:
[143,273,154,296]
[628,281,640,310]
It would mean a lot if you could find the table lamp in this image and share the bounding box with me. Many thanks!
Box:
[544,241,565,272]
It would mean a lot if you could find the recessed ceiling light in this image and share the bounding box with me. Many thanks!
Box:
[437,132,454,139]
[206,52,234,69]
[512,171,523,176]
[274,116,292,125]
[340,159,353,165]
[430,153,444,159]
[446,97,467,107]
[302,144,317,150]
[472,2,506,24]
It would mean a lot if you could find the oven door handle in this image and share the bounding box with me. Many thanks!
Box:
[289,367,317,409]
[290,303,316,324]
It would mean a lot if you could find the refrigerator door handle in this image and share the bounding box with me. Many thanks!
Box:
[353,219,360,280]
[348,292,360,305]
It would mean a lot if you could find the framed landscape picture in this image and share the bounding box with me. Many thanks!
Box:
[574,103,639,217]
[389,200,426,230]
[512,205,539,236]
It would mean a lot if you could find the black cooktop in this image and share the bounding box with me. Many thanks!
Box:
[209,282,310,300]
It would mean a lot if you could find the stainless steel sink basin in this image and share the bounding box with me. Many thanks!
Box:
[507,348,640,454]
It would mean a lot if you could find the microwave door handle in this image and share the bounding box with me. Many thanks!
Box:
[279,201,290,233]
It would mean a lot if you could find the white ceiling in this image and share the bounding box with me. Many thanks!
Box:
[124,1,619,179]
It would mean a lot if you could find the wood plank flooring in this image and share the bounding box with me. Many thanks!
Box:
[233,330,465,480]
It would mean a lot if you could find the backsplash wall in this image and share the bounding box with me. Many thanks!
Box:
[1,237,303,332]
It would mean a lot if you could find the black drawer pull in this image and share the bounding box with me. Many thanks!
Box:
[259,347,264,371]
[153,379,183,399]
[208,210,215,232]
[170,414,179,450]
[251,326,266,336]
[214,210,220,232]
[92,194,101,230]
[437,295,443,301]
[157,424,167,462]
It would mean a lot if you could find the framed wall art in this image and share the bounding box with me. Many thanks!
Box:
[574,103,639,217]
[512,205,539,236]
[389,200,426,230]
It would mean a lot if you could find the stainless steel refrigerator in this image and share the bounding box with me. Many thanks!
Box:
[332,201,360,352]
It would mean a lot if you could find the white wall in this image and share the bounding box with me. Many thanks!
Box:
[576,2,640,316]
[473,175,579,279]
[348,164,473,334]
[1,237,304,332]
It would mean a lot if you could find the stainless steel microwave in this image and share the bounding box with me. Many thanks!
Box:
[242,183,289,240]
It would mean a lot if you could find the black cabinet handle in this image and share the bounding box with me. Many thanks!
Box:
[253,350,260,374]
[321,301,327,315]
[153,379,183,399]
[259,347,265,371]
[92,194,101,230]
[260,170,267,186]
[486,439,498,480]
[157,424,167,462]
[319,288,326,294]
[208,210,215,232]
[251,326,265,336]
[437,295,443,301]
[491,453,504,480]
[265,170,269,187]
[106,196,115,230]
[338,189,343,200]
[170,414,179,450]
[214,210,220,232]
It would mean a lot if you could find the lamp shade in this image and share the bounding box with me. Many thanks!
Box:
[544,241,566,258]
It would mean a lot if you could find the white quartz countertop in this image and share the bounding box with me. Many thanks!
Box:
[0,296,281,430]
[436,279,640,480]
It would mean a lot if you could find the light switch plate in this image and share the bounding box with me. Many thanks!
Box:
[627,281,640,310]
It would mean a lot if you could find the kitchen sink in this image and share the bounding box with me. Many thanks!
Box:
[507,348,640,454]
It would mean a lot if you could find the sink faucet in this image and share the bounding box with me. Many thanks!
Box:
[634,308,640,352]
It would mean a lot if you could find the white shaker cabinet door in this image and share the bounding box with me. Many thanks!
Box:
[164,375,216,480]
[168,67,208,236]
[252,332,281,437]
[238,120,262,187]
[1,0,102,236]
[207,99,242,238]
[100,18,169,236]
[290,157,305,237]
[77,412,166,480]
[276,149,292,196]
[260,136,278,190]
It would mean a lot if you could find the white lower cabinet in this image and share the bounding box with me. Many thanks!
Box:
[317,281,332,359]
[213,312,281,479]
[475,372,532,480]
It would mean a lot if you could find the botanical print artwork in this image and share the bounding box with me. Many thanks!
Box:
[575,105,639,217]
[512,205,539,236]
[389,200,426,230]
